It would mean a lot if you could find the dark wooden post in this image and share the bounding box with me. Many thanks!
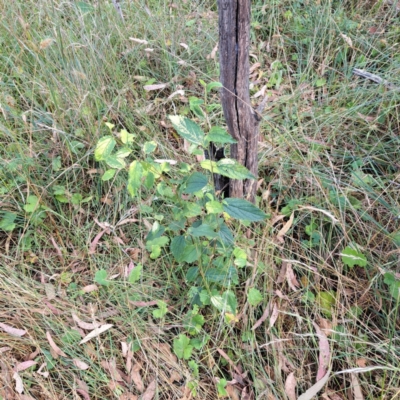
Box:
[217,0,264,203]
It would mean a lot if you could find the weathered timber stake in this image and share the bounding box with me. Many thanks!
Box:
[218,0,266,203]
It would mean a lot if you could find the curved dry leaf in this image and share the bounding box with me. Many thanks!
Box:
[46,331,67,358]
[73,359,90,370]
[298,368,331,400]
[143,83,167,91]
[0,346,11,353]
[141,380,156,400]
[351,374,364,400]
[40,38,54,50]
[76,388,91,400]
[72,313,100,330]
[89,229,108,255]
[13,372,24,394]
[14,361,37,372]
[276,212,294,243]
[312,322,330,381]
[298,206,338,223]
[37,362,49,378]
[131,363,144,393]
[251,302,271,330]
[268,302,279,330]
[0,322,27,337]
[129,38,149,45]
[284,372,297,400]
[167,90,185,100]
[286,263,300,291]
[79,324,113,344]
[81,284,99,293]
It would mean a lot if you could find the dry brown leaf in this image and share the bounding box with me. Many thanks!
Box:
[351,374,364,400]
[141,380,156,400]
[168,90,185,99]
[72,313,100,330]
[40,38,54,49]
[88,229,108,254]
[73,359,90,370]
[129,300,159,307]
[0,347,11,353]
[76,388,91,400]
[129,38,148,45]
[286,263,300,291]
[143,83,167,91]
[13,372,24,394]
[131,363,144,392]
[298,368,331,400]
[276,212,294,243]
[81,284,99,293]
[169,370,182,383]
[251,302,271,330]
[14,361,37,372]
[46,331,67,358]
[276,262,287,284]
[356,359,367,368]
[318,318,333,337]
[101,359,123,381]
[217,348,241,375]
[268,302,279,330]
[341,34,353,47]
[120,394,138,400]
[207,43,218,59]
[312,322,330,381]
[79,324,113,344]
[37,363,49,378]
[50,236,64,262]
[284,372,297,400]
[0,322,26,337]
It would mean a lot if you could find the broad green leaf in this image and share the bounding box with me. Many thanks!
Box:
[94,270,109,286]
[217,379,228,397]
[71,193,82,205]
[128,264,142,283]
[95,136,116,161]
[205,200,223,214]
[143,141,157,154]
[248,288,263,306]
[149,245,161,259]
[205,266,238,286]
[0,212,17,231]
[182,202,203,218]
[316,291,336,318]
[52,156,62,171]
[186,267,199,282]
[105,155,125,169]
[24,195,39,213]
[173,334,193,360]
[211,290,237,314]
[101,169,116,181]
[341,247,367,267]
[189,97,205,119]
[205,126,237,144]
[188,223,217,239]
[169,115,205,146]
[128,161,143,197]
[233,247,247,268]
[184,172,208,194]
[153,300,168,318]
[223,198,267,221]
[146,236,169,249]
[171,236,186,262]
[200,160,218,172]
[182,245,201,263]
[216,158,256,180]
[217,223,234,245]
[206,81,223,93]
[115,147,132,158]
[120,129,135,144]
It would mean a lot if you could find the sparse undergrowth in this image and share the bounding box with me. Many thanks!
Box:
[0,0,399,399]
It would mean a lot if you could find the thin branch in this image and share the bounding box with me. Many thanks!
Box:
[353,68,399,90]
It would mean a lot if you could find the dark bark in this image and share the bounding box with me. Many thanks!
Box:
[217,0,263,203]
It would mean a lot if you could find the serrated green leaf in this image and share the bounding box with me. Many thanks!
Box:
[182,202,203,218]
[120,129,135,144]
[205,200,223,214]
[216,158,256,180]
[217,379,228,397]
[171,236,186,262]
[169,115,205,146]
[173,334,193,360]
[206,81,223,93]
[189,97,205,119]
[316,291,336,318]
[52,156,62,171]
[223,198,267,221]
[188,223,217,238]
[128,264,142,283]
[115,147,132,158]
[248,288,263,306]
[184,172,208,194]
[128,161,143,197]
[95,136,116,161]
[205,126,237,144]
[182,245,201,263]
[153,300,168,318]
[341,247,367,267]
[94,269,109,286]
[24,195,39,213]
[101,169,116,181]
[105,155,125,169]
[143,141,157,154]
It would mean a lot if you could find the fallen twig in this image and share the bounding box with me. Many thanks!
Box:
[353,68,399,90]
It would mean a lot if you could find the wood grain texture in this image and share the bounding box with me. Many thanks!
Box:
[218,0,261,202]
